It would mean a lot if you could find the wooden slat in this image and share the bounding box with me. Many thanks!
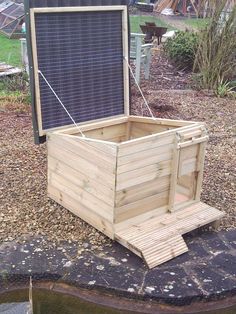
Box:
[48,185,114,239]
[114,205,168,233]
[142,235,188,268]
[48,156,115,207]
[115,191,169,223]
[48,172,114,222]
[116,175,170,207]
[48,133,117,171]
[118,134,174,157]
[128,116,196,127]
[116,160,172,191]
[48,141,115,188]
[117,144,173,168]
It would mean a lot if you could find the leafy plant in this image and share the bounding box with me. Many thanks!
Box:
[216,79,236,97]
[164,30,199,70]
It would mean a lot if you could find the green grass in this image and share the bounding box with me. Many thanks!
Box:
[0,34,21,67]
[130,15,171,33]
[184,18,210,30]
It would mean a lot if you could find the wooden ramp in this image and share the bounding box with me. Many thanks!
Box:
[115,202,224,268]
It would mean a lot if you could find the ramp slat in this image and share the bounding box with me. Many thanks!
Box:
[142,235,188,268]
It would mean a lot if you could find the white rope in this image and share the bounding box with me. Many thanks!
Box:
[124,57,155,120]
[38,70,85,138]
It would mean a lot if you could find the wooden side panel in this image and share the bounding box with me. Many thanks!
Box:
[48,185,114,239]
[47,133,117,238]
[115,131,176,223]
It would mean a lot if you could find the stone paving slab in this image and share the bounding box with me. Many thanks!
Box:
[0,230,236,306]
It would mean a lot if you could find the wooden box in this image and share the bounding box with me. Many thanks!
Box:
[28,4,224,268]
[47,115,224,268]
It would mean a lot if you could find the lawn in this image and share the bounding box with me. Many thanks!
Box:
[0,34,21,67]
[184,17,210,29]
[130,15,171,33]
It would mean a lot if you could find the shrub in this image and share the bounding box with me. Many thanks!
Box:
[194,0,236,90]
[164,30,199,70]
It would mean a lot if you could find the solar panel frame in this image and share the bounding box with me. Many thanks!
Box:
[29,5,129,138]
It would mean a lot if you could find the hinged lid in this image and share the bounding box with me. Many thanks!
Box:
[28,4,129,143]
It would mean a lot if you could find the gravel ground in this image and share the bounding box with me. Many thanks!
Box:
[0,54,235,245]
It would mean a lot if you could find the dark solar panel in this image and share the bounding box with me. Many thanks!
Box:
[34,10,125,131]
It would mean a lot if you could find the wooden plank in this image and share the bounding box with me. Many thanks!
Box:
[122,6,130,117]
[48,141,115,188]
[32,6,127,13]
[195,141,207,201]
[48,185,114,239]
[116,175,170,207]
[115,191,169,223]
[48,133,117,171]
[117,143,173,168]
[116,160,172,191]
[59,134,118,160]
[48,155,115,206]
[118,133,175,157]
[117,150,172,174]
[49,171,114,222]
[30,9,43,136]
[114,205,168,233]
[168,135,180,212]
[177,136,208,149]
[128,116,197,126]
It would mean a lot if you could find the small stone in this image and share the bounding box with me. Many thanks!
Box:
[88,280,96,285]
[121,258,128,262]
[34,248,43,252]
[127,288,135,293]
[145,286,155,293]
[96,265,104,271]
[63,261,73,268]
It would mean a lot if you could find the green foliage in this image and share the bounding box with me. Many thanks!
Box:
[194,0,236,90]
[164,31,199,70]
[216,79,236,98]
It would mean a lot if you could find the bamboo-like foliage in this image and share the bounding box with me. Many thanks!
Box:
[194,0,236,90]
